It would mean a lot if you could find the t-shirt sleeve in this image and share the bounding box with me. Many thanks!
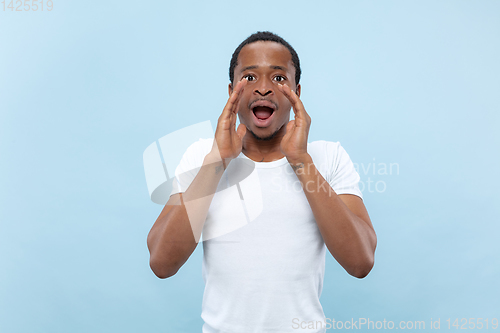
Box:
[170,139,212,197]
[327,142,363,199]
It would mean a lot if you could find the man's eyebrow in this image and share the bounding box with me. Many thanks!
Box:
[240,65,288,72]
[241,65,258,72]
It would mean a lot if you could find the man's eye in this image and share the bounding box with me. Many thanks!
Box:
[274,75,286,82]
[244,75,255,81]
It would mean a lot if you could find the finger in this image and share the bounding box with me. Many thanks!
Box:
[231,109,238,134]
[231,89,245,130]
[278,83,306,117]
[236,123,247,140]
[286,119,296,137]
[221,79,247,120]
[230,79,249,131]
[221,81,243,120]
[281,120,295,143]
[230,78,248,115]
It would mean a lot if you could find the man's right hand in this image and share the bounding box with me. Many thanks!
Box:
[212,79,248,167]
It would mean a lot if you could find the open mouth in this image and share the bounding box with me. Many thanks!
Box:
[252,106,274,120]
[250,99,277,123]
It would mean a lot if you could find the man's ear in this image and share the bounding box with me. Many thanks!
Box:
[228,83,233,97]
[296,84,301,98]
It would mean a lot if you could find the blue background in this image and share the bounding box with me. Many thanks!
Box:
[1,0,499,332]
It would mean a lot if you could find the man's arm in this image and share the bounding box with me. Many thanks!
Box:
[147,151,225,278]
[147,79,248,279]
[290,158,376,278]
[277,83,376,278]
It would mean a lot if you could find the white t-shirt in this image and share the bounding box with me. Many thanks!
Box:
[170,138,362,333]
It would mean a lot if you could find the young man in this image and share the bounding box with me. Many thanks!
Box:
[147,31,377,332]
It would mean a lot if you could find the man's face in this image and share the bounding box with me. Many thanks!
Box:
[230,41,300,141]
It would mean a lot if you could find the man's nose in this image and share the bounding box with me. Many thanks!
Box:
[254,78,274,96]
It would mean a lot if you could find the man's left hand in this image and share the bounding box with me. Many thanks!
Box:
[278,83,312,164]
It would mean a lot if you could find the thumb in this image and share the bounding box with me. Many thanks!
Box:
[282,120,295,143]
[236,123,247,140]
[284,120,295,138]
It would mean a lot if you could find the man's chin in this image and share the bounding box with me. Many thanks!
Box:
[247,126,281,141]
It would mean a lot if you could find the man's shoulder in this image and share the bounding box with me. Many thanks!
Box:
[175,138,214,171]
[184,138,214,156]
[307,140,342,157]
[307,140,352,174]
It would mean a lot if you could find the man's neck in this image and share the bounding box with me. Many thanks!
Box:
[241,126,286,162]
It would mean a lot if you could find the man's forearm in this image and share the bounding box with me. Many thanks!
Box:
[289,154,377,278]
[148,150,226,278]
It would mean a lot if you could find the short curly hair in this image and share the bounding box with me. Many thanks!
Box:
[229,31,301,86]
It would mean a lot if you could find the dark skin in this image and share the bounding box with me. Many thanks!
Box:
[147,41,376,279]
[229,41,376,277]
[228,41,302,163]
